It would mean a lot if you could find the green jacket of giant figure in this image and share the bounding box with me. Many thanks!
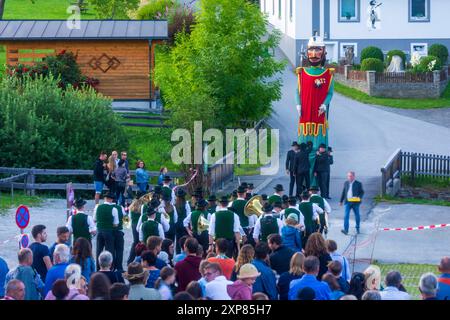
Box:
[295,35,334,184]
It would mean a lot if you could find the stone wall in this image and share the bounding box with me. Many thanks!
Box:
[334,66,449,99]
[398,186,450,202]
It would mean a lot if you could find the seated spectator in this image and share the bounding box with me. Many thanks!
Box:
[231,245,255,281]
[5,248,44,300]
[88,272,111,300]
[110,283,130,300]
[288,256,331,300]
[133,243,148,264]
[1,279,25,300]
[281,214,302,253]
[44,244,71,296]
[98,251,125,284]
[161,239,174,267]
[322,273,345,300]
[328,260,350,294]
[173,236,189,265]
[70,237,95,283]
[326,239,351,282]
[186,281,203,300]
[340,294,357,300]
[268,234,295,275]
[124,262,162,300]
[305,233,332,280]
[197,260,210,297]
[364,265,382,291]
[419,272,439,300]
[348,272,366,300]
[174,291,194,300]
[227,263,260,300]
[297,287,316,301]
[252,292,269,300]
[146,236,167,269]
[362,290,381,300]
[207,238,235,280]
[141,251,160,288]
[0,256,8,299]
[49,226,70,263]
[379,271,410,300]
[437,256,450,300]
[45,264,89,300]
[51,279,70,300]
[252,242,278,300]
[277,252,305,300]
[204,263,232,300]
[174,238,202,292]
[155,266,176,300]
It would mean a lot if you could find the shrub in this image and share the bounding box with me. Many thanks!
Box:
[361,58,384,72]
[386,50,407,68]
[413,55,442,73]
[0,75,128,169]
[428,44,449,65]
[7,50,99,91]
[360,46,384,62]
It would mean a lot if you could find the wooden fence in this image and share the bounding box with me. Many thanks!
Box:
[348,70,367,81]
[381,149,450,196]
[0,167,184,196]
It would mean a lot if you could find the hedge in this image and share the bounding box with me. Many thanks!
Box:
[428,44,449,65]
[361,58,384,72]
[413,55,442,73]
[361,46,384,62]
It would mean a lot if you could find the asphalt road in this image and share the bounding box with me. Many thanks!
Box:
[258,49,450,263]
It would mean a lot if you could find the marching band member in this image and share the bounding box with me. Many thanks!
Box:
[298,191,323,245]
[253,203,284,245]
[208,196,242,259]
[158,193,178,242]
[268,184,284,205]
[183,199,210,252]
[175,189,191,253]
[139,206,165,244]
[161,175,176,205]
[309,186,331,235]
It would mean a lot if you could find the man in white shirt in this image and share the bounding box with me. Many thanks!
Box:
[66,198,97,243]
[139,207,165,243]
[379,271,411,300]
[208,197,242,258]
[136,199,170,233]
[204,262,232,300]
[253,203,284,244]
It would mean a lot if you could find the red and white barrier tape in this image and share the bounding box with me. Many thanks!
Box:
[380,223,450,231]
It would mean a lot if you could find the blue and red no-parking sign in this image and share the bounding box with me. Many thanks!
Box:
[15,205,30,230]
[19,234,30,249]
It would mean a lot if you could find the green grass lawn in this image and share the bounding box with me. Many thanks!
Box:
[401,175,450,189]
[335,81,450,109]
[3,0,98,19]
[0,191,43,214]
[374,262,438,300]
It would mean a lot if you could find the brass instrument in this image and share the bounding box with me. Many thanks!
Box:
[122,215,131,229]
[197,215,210,235]
[140,192,154,204]
[162,210,171,224]
[244,195,264,218]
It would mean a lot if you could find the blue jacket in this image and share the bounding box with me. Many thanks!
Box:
[252,259,278,300]
[136,168,150,184]
[437,273,450,300]
[0,257,9,298]
[44,263,69,296]
[281,225,302,252]
[288,274,332,300]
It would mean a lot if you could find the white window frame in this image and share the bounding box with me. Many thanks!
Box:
[340,42,358,59]
[409,0,430,22]
[338,0,360,22]
[410,43,428,57]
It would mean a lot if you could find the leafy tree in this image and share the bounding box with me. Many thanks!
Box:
[90,0,139,19]
[155,0,284,129]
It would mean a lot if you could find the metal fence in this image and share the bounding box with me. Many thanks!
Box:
[375,71,434,83]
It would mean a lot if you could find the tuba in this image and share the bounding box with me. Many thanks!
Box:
[244,195,264,218]
[122,215,131,229]
[140,192,154,204]
[197,215,210,235]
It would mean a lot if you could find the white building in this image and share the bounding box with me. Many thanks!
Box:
[261,0,450,66]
